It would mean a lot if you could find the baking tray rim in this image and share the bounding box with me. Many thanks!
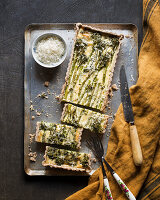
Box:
[24,23,138,176]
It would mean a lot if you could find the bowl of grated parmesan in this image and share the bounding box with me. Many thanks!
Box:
[32,33,67,68]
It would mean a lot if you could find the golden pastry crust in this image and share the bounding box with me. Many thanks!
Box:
[35,121,83,149]
[58,23,123,111]
[42,146,91,173]
[61,104,109,134]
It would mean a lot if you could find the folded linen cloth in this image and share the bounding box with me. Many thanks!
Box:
[66,0,160,199]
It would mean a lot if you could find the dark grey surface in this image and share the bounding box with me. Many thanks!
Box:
[0,0,142,200]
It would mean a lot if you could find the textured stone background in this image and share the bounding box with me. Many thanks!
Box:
[0,0,142,199]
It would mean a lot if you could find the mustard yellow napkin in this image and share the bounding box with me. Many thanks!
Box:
[66,0,160,199]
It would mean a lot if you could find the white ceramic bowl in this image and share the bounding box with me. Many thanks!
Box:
[32,33,67,68]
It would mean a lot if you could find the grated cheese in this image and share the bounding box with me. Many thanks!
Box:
[36,36,65,65]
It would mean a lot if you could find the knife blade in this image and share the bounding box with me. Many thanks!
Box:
[120,65,143,166]
[120,65,134,124]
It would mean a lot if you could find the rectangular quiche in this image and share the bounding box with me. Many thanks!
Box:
[61,104,108,134]
[42,146,91,172]
[35,121,83,149]
[59,23,123,111]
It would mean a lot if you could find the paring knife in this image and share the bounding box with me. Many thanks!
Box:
[120,65,143,166]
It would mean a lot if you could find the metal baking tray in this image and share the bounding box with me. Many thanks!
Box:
[24,23,138,176]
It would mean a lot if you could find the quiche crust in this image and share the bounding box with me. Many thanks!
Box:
[42,146,91,173]
[35,121,83,149]
[59,23,123,111]
[61,104,109,134]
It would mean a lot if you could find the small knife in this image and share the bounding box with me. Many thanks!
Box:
[120,65,143,166]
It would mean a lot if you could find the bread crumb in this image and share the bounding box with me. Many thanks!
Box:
[29,134,35,143]
[108,88,113,97]
[30,157,36,162]
[92,158,97,163]
[44,81,49,87]
[37,92,48,99]
[28,152,37,162]
[31,116,35,120]
[125,35,133,38]
[36,112,41,116]
[47,89,51,95]
[112,84,118,91]
[30,104,34,111]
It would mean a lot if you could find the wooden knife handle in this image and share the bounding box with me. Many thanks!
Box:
[129,124,143,166]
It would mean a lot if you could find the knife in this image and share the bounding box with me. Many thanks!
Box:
[120,65,143,166]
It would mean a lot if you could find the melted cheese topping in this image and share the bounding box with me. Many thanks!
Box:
[36,122,82,149]
[61,26,120,111]
[61,104,108,134]
[44,146,91,170]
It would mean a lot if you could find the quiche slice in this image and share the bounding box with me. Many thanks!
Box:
[59,23,123,111]
[42,146,91,172]
[35,121,83,149]
[61,104,108,134]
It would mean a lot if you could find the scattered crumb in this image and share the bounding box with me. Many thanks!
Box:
[28,133,37,162]
[46,113,49,117]
[30,100,32,104]
[47,89,51,95]
[28,152,37,162]
[44,81,49,87]
[36,111,41,116]
[108,88,113,97]
[125,35,133,38]
[30,157,36,162]
[31,116,35,120]
[37,92,48,99]
[112,84,118,91]
[92,158,97,163]
[29,134,35,143]
[28,146,32,152]
[30,104,34,111]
